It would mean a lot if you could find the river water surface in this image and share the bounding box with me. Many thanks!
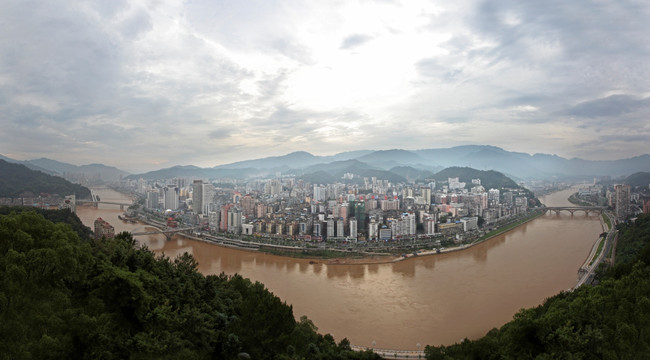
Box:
[77,187,601,349]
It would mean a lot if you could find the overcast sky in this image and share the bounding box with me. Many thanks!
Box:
[1,0,649,172]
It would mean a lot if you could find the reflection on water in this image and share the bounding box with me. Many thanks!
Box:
[78,187,600,349]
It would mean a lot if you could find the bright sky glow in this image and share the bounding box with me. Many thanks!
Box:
[1,0,649,172]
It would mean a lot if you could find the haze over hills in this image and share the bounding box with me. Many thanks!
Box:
[0,154,129,182]
[127,145,650,181]
[4,145,649,183]
[0,160,91,198]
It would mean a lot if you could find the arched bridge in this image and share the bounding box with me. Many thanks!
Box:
[130,226,194,240]
[542,206,606,216]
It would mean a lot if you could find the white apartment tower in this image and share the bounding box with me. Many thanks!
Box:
[164,186,179,210]
[349,218,358,240]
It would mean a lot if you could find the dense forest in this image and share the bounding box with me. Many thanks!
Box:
[0,209,380,360]
[0,160,91,199]
[424,213,650,359]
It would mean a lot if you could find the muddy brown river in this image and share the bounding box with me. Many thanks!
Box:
[77,187,601,349]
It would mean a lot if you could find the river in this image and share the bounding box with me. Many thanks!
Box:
[76,187,602,350]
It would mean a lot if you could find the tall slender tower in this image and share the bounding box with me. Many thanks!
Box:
[193,180,203,214]
[614,184,631,220]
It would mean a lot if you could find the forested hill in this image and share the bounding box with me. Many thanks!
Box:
[425,213,650,359]
[0,210,381,360]
[0,159,91,198]
[433,167,519,190]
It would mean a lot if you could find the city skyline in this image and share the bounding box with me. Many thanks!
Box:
[1,0,649,172]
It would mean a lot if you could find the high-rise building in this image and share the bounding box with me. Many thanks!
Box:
[146,189,160,210]
[227,207,242,234]
[164,186,179,210]
[265,180,282,196]
[327,217,335,239]
[337,218,345,238]
[241,194,257,217]
[202,183,215,214]
[355,201,366,232]
[192,180,203,214]
[404,211,416,235]
[313,184,326,202]
[615,184,631,220]
[220,204,234,231]
[349,218,357,240]
[368,218,378,240]
[424,216,436,235]
[488,188,500,205]
[421,186,432,206]
[208,211,219,231]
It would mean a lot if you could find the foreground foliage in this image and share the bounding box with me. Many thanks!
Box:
[0,210,380,360]
[425,213,650,359]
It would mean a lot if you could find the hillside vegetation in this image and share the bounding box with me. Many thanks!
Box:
[433,167,519,189]
[0,210,380,360]
[424,214,650,359]
[623,171,650,188]
[0,159,91,198]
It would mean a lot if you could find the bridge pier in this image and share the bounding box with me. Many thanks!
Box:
[544,206,605,216]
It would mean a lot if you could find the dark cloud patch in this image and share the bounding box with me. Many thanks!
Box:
[267,106,312,126]
[575,133,650,154]
[208,129,233,139]
[340,34,374,50]
[464,0,650,96]
[563,95,650,118]
[256,71,289,101]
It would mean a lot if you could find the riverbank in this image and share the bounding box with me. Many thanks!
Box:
[80,186,603,349]
[167,209,548,265]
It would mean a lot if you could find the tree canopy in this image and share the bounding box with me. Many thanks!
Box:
[425,213,650,359]
[0,210,380,360]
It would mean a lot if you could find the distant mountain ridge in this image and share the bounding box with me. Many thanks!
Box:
[622,172,650,187]
[0,160,91,198]
[0,154,130,182]
[127,145,649,181]
[6,145,648,182]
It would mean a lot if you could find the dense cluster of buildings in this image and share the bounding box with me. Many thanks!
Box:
[566,182,650,221]
[0,193,76,212]
[122,175,535,242]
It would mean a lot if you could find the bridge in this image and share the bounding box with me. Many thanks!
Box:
[350,345,424,359]
[76,189,133,210]
[542,206,606,216]
[130,226,194,240]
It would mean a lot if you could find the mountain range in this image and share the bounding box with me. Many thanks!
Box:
[0,160,91,198]
[3,145,649,184]
[128,146,650,182]
[0,154,129,182]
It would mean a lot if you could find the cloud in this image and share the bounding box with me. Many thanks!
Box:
[340,34,374,49]
[563,95,650,118]
[208,129,233,140]
[0,0,649,169]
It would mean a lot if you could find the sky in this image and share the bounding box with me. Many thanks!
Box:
[1,0,649,172]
